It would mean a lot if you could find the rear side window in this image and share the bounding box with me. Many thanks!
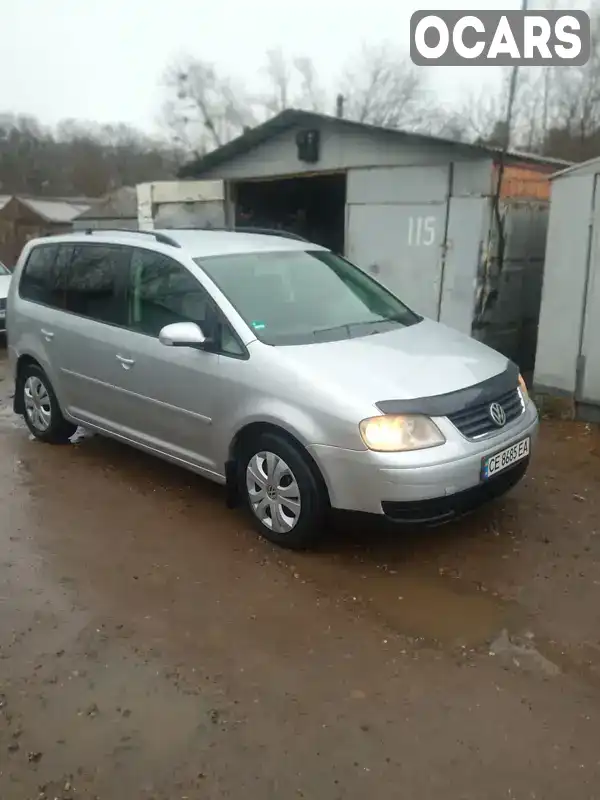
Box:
[64,244,127,325]
[19,242,129,326]
[19,245,66,307]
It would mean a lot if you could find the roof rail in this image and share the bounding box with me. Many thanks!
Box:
[82,228,182,248]
[233,226,308,242]
[165,225,309,242]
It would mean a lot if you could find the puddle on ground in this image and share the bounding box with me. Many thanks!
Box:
[0,370,526,654]
[5,416,523,653]
[274,549,521,649]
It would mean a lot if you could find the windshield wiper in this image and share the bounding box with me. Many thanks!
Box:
[312,317,404,339]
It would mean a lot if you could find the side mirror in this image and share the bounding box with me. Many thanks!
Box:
[158,321,207,348]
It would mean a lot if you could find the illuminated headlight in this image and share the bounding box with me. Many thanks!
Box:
[359,414,445,453]
[518,373,529,404]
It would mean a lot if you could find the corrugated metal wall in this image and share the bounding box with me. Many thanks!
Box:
[345,162,551,371]
[535,168,600,420]
[474,199,549,374]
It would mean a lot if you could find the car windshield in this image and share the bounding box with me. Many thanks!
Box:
[0,261,9,276]
[195,249,421,346]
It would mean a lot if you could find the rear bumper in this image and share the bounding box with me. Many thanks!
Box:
[307,403,539,518]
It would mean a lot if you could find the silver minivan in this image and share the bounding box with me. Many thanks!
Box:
[6,228,538,549]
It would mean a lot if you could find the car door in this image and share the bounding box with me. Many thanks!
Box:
[51,242,134,433]
[111,247,241,477]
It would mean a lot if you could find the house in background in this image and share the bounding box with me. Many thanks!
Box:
[0,195,96,266]
[72,186,138,231]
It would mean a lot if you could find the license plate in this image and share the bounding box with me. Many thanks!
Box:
[482,437,530,480]
[0,310,5,319]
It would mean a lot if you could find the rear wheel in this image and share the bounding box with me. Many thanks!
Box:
[20,363,77,444]
[240,432,328,550]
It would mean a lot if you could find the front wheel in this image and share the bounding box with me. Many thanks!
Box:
[240,432,328,549]
[20,363,77,444]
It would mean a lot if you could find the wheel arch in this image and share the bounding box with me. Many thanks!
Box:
[13,353,43,415]
[226,421,332,508]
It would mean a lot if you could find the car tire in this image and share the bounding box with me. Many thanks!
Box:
[240,431,328,550]
[20,363,77,444]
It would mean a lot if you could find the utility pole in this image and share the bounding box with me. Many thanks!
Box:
[490,0,529,301]
[503,0,528,152]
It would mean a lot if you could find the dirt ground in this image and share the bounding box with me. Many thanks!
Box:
[0,347,599,800]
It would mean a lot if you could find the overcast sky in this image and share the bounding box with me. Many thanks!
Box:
[3,0,589,134]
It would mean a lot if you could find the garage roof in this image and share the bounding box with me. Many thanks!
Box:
[549,155,600,181]
[0,196,97,223]
[75,186,137,220]
[20,197,93,223]
[179,108,571,179]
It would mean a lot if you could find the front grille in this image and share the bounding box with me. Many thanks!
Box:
[447,387,524,439]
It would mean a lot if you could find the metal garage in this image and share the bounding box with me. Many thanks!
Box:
[534,157,600,421]
[170,110,567,373]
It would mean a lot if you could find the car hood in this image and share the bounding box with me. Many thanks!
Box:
[0,275,10,299]
[273,319,511,408]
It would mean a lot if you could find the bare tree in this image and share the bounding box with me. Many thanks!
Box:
[455,1,600,160]
[504,2,600,160]
[454,65,541,151]
[160,99,197,153]
[163,50,331,152]
[160,43,474,154]
[425,108,471,142]
[457,69,511,146]
[162,56,256,153]
[261,47,292,115]
[337,43,424,128]
[548,12,600,136]
[0,113,181,197]
[259,49,328,114]
[293,57,326,112]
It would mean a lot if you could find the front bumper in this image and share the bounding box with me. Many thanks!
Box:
[307,402,539,521]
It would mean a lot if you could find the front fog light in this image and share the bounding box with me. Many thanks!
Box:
[359,414,445,452]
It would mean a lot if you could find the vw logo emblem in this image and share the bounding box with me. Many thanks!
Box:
[489,402,506,427]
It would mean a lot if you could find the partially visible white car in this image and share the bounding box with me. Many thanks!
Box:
[0,260,11,333]
[0,261,12,333]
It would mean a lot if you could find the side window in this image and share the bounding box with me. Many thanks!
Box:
[128,249,210,336]
[64,244,127,325]
[19,245,66,308]
[127,249,245,356]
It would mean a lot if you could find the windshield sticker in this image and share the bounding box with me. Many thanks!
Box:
[251,320,266,331]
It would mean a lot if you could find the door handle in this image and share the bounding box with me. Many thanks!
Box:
[41,328,54,341]
[116,354,135,370]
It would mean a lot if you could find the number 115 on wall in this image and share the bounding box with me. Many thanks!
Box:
[408,216,436,246]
